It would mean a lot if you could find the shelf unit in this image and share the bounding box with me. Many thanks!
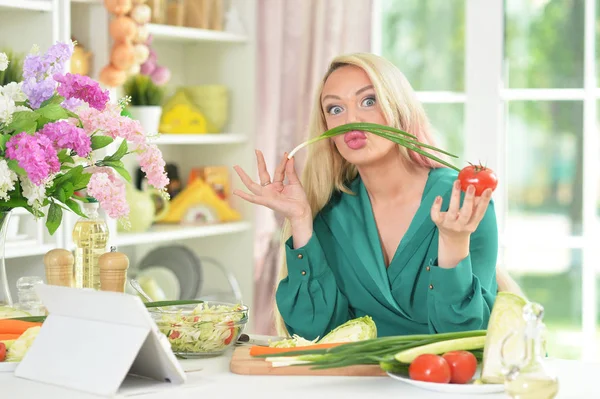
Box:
[117,221,252,247]
[149,133,247,145]
[0,0,257,329]
[0,0,53,12]
[147,23,247,43]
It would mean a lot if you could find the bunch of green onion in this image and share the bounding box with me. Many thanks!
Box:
[287,122,461,172]
[255,330,487,373]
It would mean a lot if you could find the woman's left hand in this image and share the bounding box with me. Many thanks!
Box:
[430,180,493,268]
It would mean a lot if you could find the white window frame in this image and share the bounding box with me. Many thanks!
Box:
[373,0,600,361]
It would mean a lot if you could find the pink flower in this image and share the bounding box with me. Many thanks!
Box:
[54,73,110,111]
[136,143,169,189]
[40,120,91,157]
[6,132,60,185]
[86,167,129,219]
[78,105,146,146]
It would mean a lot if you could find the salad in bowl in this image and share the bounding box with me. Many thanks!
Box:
[149,301,248,356]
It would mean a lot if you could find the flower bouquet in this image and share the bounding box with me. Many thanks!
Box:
[0,41,169,234]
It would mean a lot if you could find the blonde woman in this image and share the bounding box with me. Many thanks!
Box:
[235,53,516,339]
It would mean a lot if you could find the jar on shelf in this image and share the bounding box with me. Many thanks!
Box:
[16,276,45,316]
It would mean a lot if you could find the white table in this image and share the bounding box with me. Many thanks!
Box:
[0,348,594,398]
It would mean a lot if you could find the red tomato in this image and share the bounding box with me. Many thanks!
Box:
[0,342,6,362]
[223,321,236,345]
[442,351,478,384]
[409,354,451,384]
[458,164,498,196]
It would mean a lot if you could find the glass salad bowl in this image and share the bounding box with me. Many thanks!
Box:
[149,301,249,357]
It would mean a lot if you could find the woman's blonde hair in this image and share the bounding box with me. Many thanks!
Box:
[273,53,521,336]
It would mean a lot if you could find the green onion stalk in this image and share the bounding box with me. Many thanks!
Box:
[256,330,487,371]
[287,122,461,172]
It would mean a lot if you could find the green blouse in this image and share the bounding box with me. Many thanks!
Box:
[275,167,498,340]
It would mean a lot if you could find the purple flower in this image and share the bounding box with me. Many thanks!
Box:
[22,76,56,109]
[6,132,60,185]
[43,41,74,77]
[22,54,46,81]
[40,120,91,157]
[61,97,85,112]
[54,73,110,111]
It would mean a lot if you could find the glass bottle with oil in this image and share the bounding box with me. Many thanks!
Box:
[501,302,559,399]
[72,198,109,290]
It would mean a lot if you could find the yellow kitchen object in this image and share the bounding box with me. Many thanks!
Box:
[159,90,208,134]
[157,178,241,224]
[184,85,229,133]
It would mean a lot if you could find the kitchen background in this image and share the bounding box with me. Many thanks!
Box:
[0,0,598,364]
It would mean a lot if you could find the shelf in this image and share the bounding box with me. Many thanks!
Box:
[0,0,52,11]
[147,24,247,43]
[5,241,54,259]
[117,221,251,247]
[150,133,247,145]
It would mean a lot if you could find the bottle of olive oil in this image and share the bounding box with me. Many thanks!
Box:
[503,302,559,399]
[72,198,109,290]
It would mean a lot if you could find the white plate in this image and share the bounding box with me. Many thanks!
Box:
[387,371,505,394]
[0,362,18,372]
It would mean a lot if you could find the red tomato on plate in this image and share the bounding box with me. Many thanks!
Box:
[0,342,6,362]
[409,354,451,384]
[442,350,478,384]
[458,164,498,196]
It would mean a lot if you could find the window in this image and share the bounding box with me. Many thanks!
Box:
[376,0,600,361]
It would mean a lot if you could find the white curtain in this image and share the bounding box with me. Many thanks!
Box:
[253,0,374,334]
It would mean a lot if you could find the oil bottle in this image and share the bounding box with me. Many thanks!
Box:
[72,198,109,290]
[502,302,559,399]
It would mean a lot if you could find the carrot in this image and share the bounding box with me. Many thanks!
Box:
[0,333,20,341]
[249,343,343,357]
[0,320,42,335]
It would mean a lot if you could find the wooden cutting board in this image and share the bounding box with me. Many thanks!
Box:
[229,346,387,376]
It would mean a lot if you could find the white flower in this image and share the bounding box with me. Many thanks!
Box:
[0,160,17,201]
[1,82,27,102]
[20,177,46,211]
[0,53,8,72]
[0,92,16,124]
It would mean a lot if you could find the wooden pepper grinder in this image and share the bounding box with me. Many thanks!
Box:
[43,249,74,287]
[99,247,129,293]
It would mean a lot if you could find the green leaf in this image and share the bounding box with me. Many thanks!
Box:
[0,134,9,151]
[6,111,39,134]
[73,171,91,191]
[52,165,83,188]
[57,149,75,165]
[110,164,132,183]
[0,196,29,209]
[104,139,128,161]
[7,159,26,175]
[35,103,68,123]
[56,188,67,204]
[45,202,63,235]
[91,135,114,150]
[62,182,75,198]
[65,198,87,218]
[40,95,65,108]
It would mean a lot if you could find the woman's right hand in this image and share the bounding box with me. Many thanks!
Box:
[233,150,312,224]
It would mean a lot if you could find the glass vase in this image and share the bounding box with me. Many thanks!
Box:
[0,210,14,308]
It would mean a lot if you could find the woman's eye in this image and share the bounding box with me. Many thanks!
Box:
[328,105,343,115]
[362,97,376,107]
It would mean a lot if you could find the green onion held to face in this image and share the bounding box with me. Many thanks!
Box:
[287,122,461,172]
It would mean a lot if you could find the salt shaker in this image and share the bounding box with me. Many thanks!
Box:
[43,248,74,287]
[99,247,129,293]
